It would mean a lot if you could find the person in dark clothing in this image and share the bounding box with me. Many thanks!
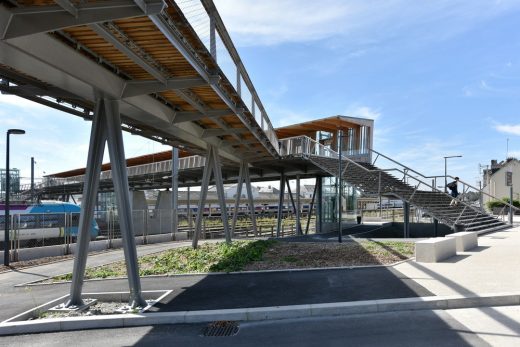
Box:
[447,177,460,206]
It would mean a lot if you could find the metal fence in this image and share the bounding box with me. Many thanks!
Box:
[2,208,315,255]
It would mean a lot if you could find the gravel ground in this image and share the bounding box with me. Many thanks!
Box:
[243,241,414,271]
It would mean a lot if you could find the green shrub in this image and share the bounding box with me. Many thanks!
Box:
[486,197,520,210]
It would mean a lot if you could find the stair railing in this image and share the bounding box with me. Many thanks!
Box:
[369,148,519,217]
[280,136,486,226]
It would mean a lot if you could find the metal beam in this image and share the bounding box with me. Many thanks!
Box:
[172,109,232,123]
[54,0,78,17]
[201,128,248,138]
[90,22,169,84]
[149,13,279,158]
[1,0,165,40]
[1,34,242,163]
[121,77,210,98]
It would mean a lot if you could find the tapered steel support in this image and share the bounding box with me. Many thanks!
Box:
[276,172,286,237]
[231,161,245,237]
[103,99,146,308]
[316,177,322,233]
[192,148,213,248]
[231,160,257,237]
[243,163,257,236]
[286,177,302,234]
[187,186,193,231]
[192,146,231,248]
[403,201,410,238]
[171,147,179,234]
[305,182,318,235]
[211,146,231,244]
[67,99,107,307]
[296,175,301,235]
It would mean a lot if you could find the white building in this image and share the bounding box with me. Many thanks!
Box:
[482,158,520,205]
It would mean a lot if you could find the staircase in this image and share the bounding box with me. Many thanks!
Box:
[280,135,511,235]
[308,155,508,234]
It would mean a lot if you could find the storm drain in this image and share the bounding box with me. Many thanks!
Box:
[203,320,239,337]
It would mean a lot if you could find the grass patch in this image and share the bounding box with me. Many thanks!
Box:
[54,240,276,281]
[52,239,414,282]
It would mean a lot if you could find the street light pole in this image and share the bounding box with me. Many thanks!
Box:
[444,155,462,193]
[4,129,25,266]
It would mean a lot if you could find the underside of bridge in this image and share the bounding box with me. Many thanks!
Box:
[1,0,376,309]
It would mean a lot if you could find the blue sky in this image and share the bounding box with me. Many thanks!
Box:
[1,0,520,187]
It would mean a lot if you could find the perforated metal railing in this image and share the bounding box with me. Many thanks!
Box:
[174,0,280,153]
[40,155,207,188]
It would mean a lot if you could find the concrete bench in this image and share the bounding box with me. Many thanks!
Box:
[445,231,478,252]
[415,237,456,263]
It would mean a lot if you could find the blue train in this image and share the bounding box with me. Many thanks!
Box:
[0,201,99,242]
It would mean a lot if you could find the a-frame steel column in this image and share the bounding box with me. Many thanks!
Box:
[305,182,318,235]
[243,161,257,236]
[103,99,146,308]
[231,161,257,237]
[316,177,322,233]
[171,147,179,235]
[192,146,231,248]
[211,146,231,244]
[192,147,213,249]
[296,175,301,235]
[67,99,107,307]
[276,172,286,237]
[286,177,302,233]
[231,160,245,237]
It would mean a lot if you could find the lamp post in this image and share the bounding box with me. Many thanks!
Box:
[444,155,462,193]
[4,129,25,266]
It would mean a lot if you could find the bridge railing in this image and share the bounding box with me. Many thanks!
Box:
[41,155,207,188]
[370,148,520,216]
[279,135,370,161]
[174,0,280,153]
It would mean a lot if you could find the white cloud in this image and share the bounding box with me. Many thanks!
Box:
[345,106,381,121]
[214,0,520,46]
[495,124,520,136]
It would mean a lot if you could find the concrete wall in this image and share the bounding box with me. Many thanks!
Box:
[0,233,184,263]
[351,222,453,238]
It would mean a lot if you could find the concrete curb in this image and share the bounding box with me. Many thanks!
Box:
[17,258,414,287]
[1,292,519,336]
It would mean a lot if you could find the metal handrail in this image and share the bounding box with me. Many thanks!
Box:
[41,155,207,187]
[280,136,494,225]
[369,148,519,214]
[174,0,280,154]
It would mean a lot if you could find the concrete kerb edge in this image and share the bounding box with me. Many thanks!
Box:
[17,258,416,287]
[1,292,520,336]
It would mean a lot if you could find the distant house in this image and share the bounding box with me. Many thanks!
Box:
[482,158,520,205]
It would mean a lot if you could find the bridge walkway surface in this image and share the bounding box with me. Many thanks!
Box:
[0,225,519,345]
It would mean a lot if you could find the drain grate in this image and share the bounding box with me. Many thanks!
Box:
[203,320,239,337]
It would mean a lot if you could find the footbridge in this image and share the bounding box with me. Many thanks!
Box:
[0,0,515,310]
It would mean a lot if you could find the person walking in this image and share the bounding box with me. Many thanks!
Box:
[447,177,460,206]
